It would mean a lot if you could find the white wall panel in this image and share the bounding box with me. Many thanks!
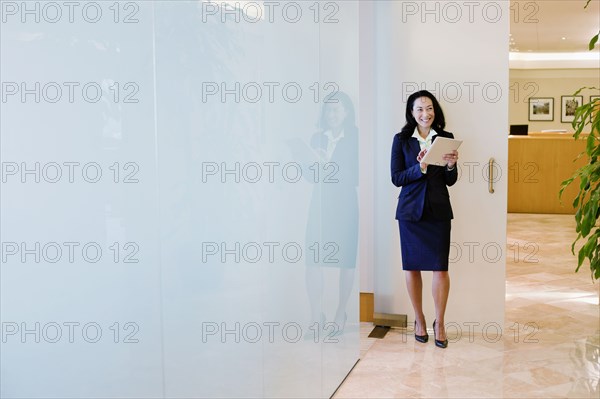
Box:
[371,1,508,332]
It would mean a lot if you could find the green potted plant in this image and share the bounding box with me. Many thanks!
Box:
[559,1,600,280]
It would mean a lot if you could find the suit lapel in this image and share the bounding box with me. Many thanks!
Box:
[409,138,421,162]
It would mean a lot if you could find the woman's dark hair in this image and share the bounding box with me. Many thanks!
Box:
[319,91,357,132]
[401,90,446,135]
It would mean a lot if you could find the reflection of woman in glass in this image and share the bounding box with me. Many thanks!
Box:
[305,91,358,334]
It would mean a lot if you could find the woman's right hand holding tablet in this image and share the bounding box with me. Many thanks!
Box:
[417,148,428,171]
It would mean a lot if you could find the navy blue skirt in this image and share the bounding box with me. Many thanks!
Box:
[398,219,451,271]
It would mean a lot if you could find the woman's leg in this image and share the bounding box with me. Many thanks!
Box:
[306,266,323,325]
[432,271,450,340]
[405,270,426,335]
[334,267,355,330]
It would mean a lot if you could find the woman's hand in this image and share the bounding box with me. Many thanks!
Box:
[417,148,428,170]
[443,150,459,169]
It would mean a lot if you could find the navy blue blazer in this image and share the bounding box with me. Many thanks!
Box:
[391,130,458,221]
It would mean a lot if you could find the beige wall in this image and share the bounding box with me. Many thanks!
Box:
[509,68,600,133]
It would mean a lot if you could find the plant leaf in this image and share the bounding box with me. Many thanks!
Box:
[581,201,593,236]
[577,246,586,271]
[589,33,599,50]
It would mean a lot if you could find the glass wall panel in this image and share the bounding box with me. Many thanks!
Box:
[1,1,358,397]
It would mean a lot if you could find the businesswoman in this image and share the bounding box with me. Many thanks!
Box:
[391,90,459,348]
[305,91,358,334]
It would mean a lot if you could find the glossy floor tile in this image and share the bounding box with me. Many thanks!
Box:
[335,214,599,398]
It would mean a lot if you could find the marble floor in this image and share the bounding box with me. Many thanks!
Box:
[334,214,600,398]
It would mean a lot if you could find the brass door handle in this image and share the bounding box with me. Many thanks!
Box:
[488,158,495,194]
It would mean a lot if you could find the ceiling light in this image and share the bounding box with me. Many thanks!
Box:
[511,52,600,61]
[509,51,600,69]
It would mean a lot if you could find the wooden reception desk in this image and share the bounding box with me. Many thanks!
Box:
[508,132,588,214]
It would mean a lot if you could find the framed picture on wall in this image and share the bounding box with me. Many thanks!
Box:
[528,97,554,121]
[591,95,600,123]
[561,95,583,123]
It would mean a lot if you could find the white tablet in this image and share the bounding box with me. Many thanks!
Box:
[421,137,463,167]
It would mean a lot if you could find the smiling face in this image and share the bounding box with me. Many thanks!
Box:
[324,101,348,131]
[411,96,435,132]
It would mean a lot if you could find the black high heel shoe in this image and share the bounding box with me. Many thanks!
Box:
[331,313,347,337]
[414,321,429,343]
[433,320,448,348]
